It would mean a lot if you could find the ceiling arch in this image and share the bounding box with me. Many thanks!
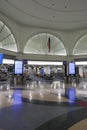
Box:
[0,20,17,52]
[24,33,67,56]
[73,34,87,55]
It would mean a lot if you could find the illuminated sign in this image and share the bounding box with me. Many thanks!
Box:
[14,60,23,75]
[69,62,75,75]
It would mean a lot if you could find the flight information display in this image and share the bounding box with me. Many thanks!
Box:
[14,60,23,75]
[69,62,75,75]
[0,53,4,64]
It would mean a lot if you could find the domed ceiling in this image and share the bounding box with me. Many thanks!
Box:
[0,0,87,30]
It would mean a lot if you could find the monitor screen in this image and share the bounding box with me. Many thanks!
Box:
[0,53,4,64]
[63,61,67,66]
[14,60,23,75]
[23,60,28,64]
[69,62,75,75]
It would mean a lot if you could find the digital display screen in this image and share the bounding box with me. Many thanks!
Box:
[69,62,75,75]
[63,61,67,66]
[14,60,23,75]
[0,53,4,64]
[23,60,27,64]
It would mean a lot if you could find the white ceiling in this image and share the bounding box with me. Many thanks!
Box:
[0,0,87,31]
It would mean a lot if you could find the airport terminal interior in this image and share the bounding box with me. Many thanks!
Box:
[0,0,87,130]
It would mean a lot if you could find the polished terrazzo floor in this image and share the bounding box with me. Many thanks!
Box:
[0,77,87,130]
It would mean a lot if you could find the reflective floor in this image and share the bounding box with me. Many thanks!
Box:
[0,78,87,130]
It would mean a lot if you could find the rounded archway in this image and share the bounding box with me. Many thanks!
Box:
[73,34,87,55]
[24,33,67,55]
[0,20,17,52]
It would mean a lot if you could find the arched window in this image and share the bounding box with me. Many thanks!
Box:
[24,33,67,55]
[0,20,17,52]
[73,34,87,55]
